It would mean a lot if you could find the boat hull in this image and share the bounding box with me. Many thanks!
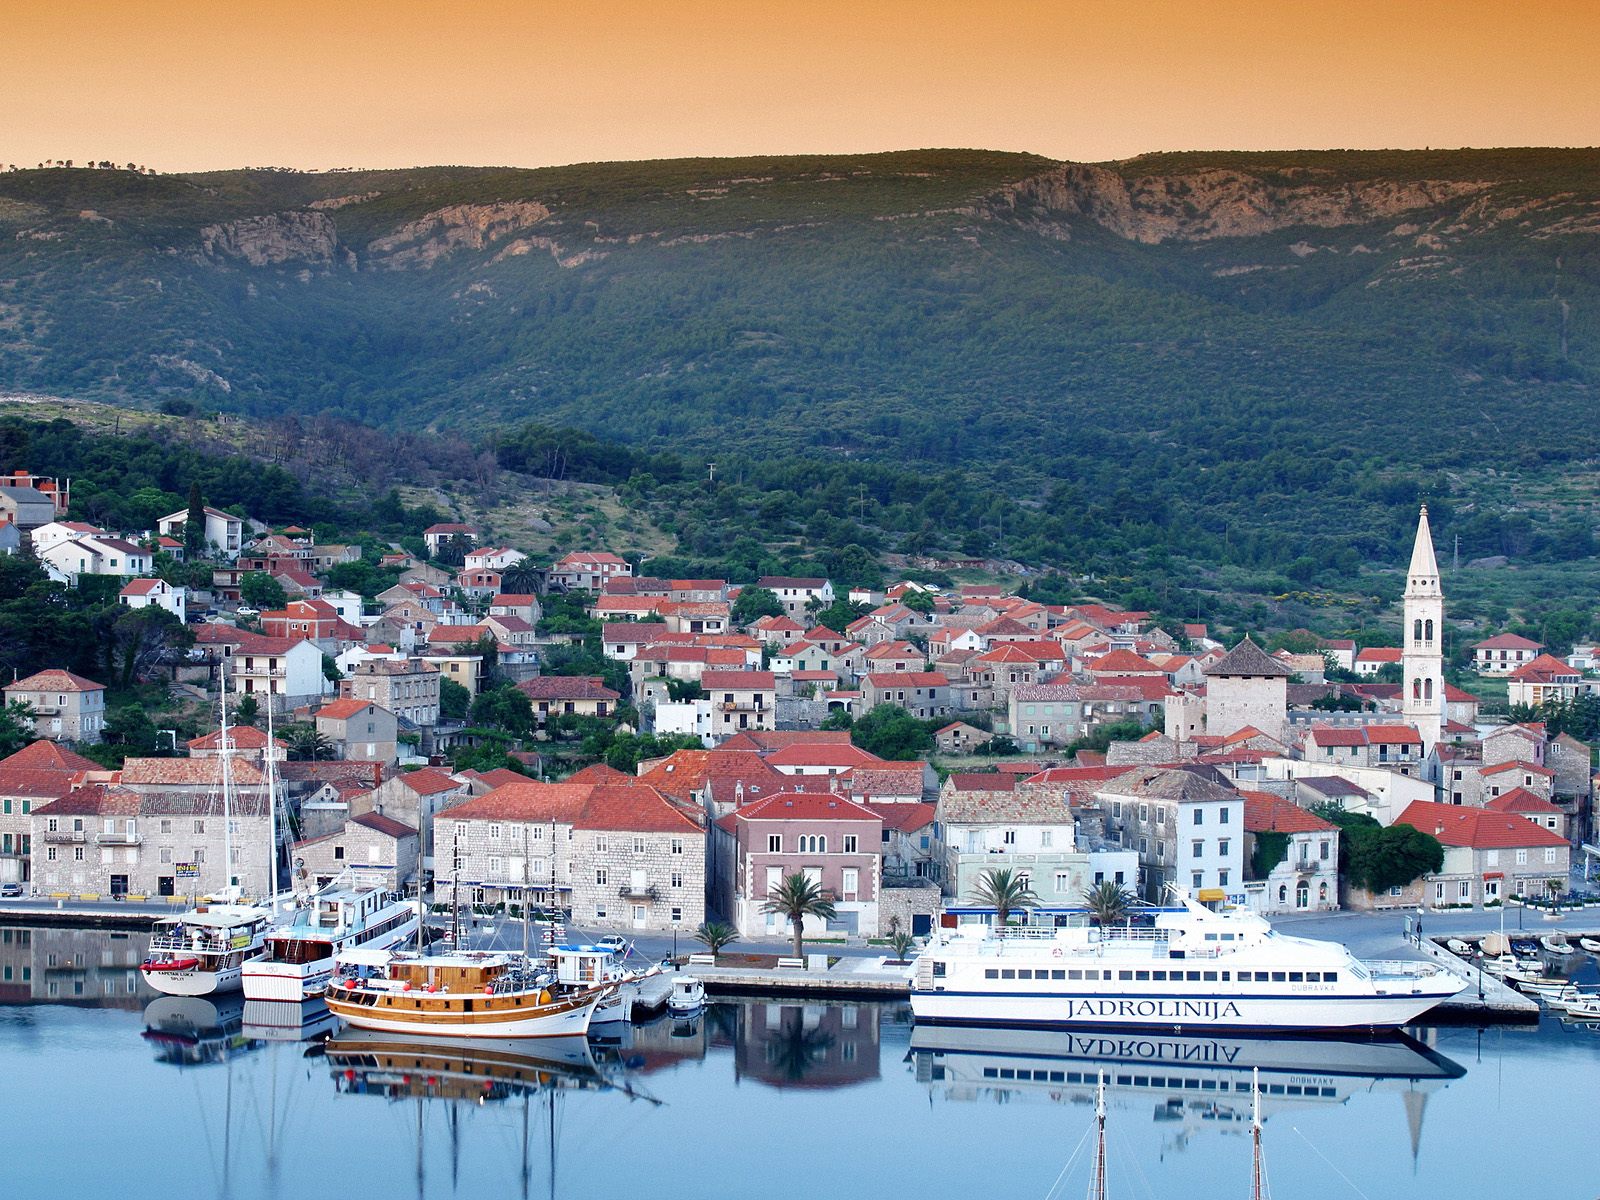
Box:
[141,960,251,997]
[908,986,1461,1031]
[325,986,604,1039]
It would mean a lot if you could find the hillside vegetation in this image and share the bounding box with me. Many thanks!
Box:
[1,148,1598,617]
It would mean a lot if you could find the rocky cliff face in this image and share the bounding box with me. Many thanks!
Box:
[988,164,1495,243]
[199,211,342,265]
[366,201,552,268]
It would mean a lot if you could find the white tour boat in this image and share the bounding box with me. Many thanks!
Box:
[667,975,706,1015]
[141,903,272,996]
[548,943,665,1026]
[242,884,420,1001]
[909,892,1464,1031]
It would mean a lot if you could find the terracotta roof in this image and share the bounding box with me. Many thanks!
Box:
[764,743,884,768]
[737,791,881,822]
[1479,760,1554,778]
[394,767,463,795]
[848,766,926,797]
[603,622,669,643]
[316,698,386,721]
[757,576,828,589]
[864,671,949,688]
[868,801,937,832]
[1508,654,1581,683]
[1484,788,1562,815]
[0,740,100,772]
[701,670,776,690]
[1355,647,1403,663]
[119,757,267,787]
[945,773,1018,792]
[186,727,285,752]
[718,730,854,752]
[6,668,106,693]
[31,783,141,818]
[1295,775,1372,800]
[516,676,621,702]
[350,811,416,838]
[1089,649,1165,674]
[1395,800,1567,849]
[1472,633,1543,650]
[565,763,635,784]
[1241,791,1337,835]
[119,578,167,596]
[575,783,702,833]
[446,781,593,823]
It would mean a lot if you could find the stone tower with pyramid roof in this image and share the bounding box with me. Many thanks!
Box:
[1403,506,1445,752]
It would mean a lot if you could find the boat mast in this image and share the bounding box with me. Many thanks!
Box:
[1251,1066,1264,1200]
[219,659,236,897]
[1088,1069,1107,1200]
[265,699,278,902]
[522,824,531,960]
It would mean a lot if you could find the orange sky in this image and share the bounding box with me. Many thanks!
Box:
[4,0,1595,172]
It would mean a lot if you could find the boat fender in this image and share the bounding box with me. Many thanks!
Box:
[539,989,552,1005]
[401,981,412,992]
[483,985,494,996]
[426,984,436,993]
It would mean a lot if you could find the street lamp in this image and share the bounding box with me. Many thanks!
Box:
[672,922,679,969]
[1415,906,1424,948]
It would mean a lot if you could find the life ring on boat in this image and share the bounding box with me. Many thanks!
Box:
[143,957,201,973]
[1051,948,1063,958]
[483,985,494,995]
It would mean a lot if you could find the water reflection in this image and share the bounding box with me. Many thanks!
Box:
[909,1025,1465,1158]
[326,1031,610,1101]
[1,925,154,1007]
[731,1000,880,1090]
[142,994,261,1068]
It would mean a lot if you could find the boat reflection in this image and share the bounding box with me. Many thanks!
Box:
[908,1025,1465,1152]
[242,998,340,1042]
[141,995,261,1067]
[325,1030,611,1103]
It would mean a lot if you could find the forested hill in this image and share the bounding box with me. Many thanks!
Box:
[1,147,1597,479]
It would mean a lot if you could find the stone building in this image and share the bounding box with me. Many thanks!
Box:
[340,656,441,728]
[315,699,399,764]
[1201,638,1290,744]
[31,785,272,900]
[1241,790,1339,915]
[435,779,706,932]
[3,669,107,744]
[1094,767,1245,903]
[293,811,419,891]
[352,767,470,878]
[0,740,99,887]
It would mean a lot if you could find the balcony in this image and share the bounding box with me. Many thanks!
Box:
[43,830,86,844]
[718,700,767,712]
[96,832,143,846]
[617,882,661,902]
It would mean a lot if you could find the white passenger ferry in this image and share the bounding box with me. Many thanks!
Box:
[242,884,420,1002]
[141,903,272,996]
[910,893,1464,1031]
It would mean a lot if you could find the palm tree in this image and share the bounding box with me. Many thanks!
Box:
[282,723,333,762]
[761,872,836,960]
[887,931,917,963]
[967,867,1039,930]
[692,920,739,960]
[500,560,542,595]
[1081,879,1135,927]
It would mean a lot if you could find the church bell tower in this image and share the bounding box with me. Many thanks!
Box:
[1403,505,1445,752]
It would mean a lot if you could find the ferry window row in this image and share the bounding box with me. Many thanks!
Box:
[982,967,1337,983]
[975,1068,1339,1099]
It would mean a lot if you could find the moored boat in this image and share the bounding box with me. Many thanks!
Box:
[1445,938,1474,957]
[667,975,706,1015]
[142,904,272,996]
[325,947,612,1038]
[1540,934,1576,956]
[1581,937,1600,955]
[242,884,419,1002]
[909,891,1464,1031]
[549,943,663,1026]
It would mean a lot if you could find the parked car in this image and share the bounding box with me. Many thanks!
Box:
[596,935,628,954]
[0,883,24,898]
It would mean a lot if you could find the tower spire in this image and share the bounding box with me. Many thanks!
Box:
[1403,504,1445,753]
[1408,505,1440,586]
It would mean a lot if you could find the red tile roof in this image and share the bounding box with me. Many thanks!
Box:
[446,781,593,823]
[6,668,106,693]
[351,811,417,838]
[0,740,100,772]
[1484,788,1562,815]
[864,671,949,688]
[516,676,621,702]
[317,698,385,721]
[945,772,1017,792]
[186,726,285,752]
[764,743,884,768]
[575,783,703,833]
[737,791,881,822]
[1472,633,1543,650]
[1395,800,1567,849]
[1241,791,1337,834]
[1479,760,1554,778]
[1508,654,1581,683]
[1089,649,1164,674]
[394,767,463,796]
[868,801,937,832]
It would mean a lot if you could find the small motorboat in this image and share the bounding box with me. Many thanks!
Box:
[1559,997,1600,1022]
[667,975,705,1016]
[1501,966,1544,987]
[1445,939,1474,957]
[1579,937,1600,955]
[1517,975,1577,999]
[1545,986,1600,1014]
[1511,938,1540,957]
[1540,935,1576,956]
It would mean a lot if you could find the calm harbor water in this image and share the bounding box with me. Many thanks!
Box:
[3,926,1599,1200]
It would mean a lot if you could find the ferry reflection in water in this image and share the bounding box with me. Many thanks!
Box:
[909,1025,1465,1156]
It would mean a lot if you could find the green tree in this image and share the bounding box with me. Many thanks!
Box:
[808,597,867,633]
[848,704,936,760]
[500,560,542,595]
[104,605,192,689]
[968,866,1039,928]
[887,930,917,962]
[234,694,260,727]
[239,572,287,611]
[1081,879,1135,926]
[440,677,471,720]
[470,684,536,737]
[0,700,36,758]
[183,481,205,559]
[1354,823,1445,893]
[101,703,161,756]
[691,920,739,959]
[900,589,936,615]
[281,722,333,762]
[730,585,784,626]
[761,872,837,960]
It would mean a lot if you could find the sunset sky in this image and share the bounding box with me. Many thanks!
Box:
[5,0,1595,172]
